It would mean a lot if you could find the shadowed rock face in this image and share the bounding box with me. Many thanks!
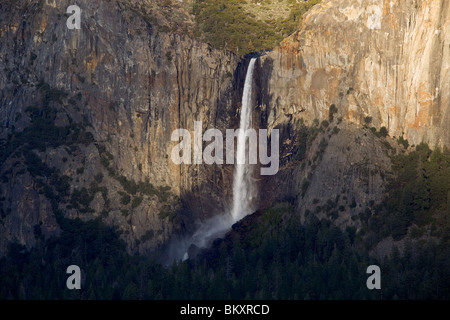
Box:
[0,0,241,256]
[260,0,450,148]
[0,0,448,256]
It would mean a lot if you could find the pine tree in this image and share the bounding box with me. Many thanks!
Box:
[123,282,138,300]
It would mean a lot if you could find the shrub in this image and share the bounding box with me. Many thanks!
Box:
[118,191,131,205]
[100,155,110,168]
[364,116,372,124]
[382,140,393,150]
[329,211,338,220]
[158,209,176,221]
[329,104,338,122]
[71,187,93,209]
[117,175,138,195]
[94,173,104,183]
[132,196,143,209]
[398,136,409,149]
[141,230,154,242]
[297,124,308,160]
[379,126,388,138]
[332,126,340,135]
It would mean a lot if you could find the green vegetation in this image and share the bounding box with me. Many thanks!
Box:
[158,207,177,221]
[370,126,389,138]
[132,196,143,209]
[165,51,173,62]
[331,126,340,135]
[2,203,450,299]
[1,70,449,300]
[0,82,92,166]
[97,145,172,203]
[297,122,309,161]
[141,230,155,242]
[119,191,131,205]
[379,126,388,138]
[0,82,105,217]
[317,137,328,160]
[364,143,450,242]
[297,117,329,162]
[382,140,393,151]
[94,173,104,183]
[398,135,409,149]
[328,104,338,122]
[76,166,84,174]
[70,188,94,213]
[192,0,321,54]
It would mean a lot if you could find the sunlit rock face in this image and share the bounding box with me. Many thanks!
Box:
[256,0,449,233]
[261,0,450,148]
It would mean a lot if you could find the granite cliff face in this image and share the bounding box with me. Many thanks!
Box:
[256,0,449,243]
[260,0,449,147]
[0,0,448,257]
[0,0,240,256]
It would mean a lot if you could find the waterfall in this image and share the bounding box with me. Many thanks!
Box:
[231,57,257,222]
[177,58,258,262]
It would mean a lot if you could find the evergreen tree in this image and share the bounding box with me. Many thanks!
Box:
[123,282,138,300]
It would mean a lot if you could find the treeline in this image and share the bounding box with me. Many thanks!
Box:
[363,143,450,244]
[1,206,450,299]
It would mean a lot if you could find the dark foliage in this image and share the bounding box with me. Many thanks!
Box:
[2,202,450,299]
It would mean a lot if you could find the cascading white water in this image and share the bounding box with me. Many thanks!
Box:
[230,58,257,222]
[178,58,258,262]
